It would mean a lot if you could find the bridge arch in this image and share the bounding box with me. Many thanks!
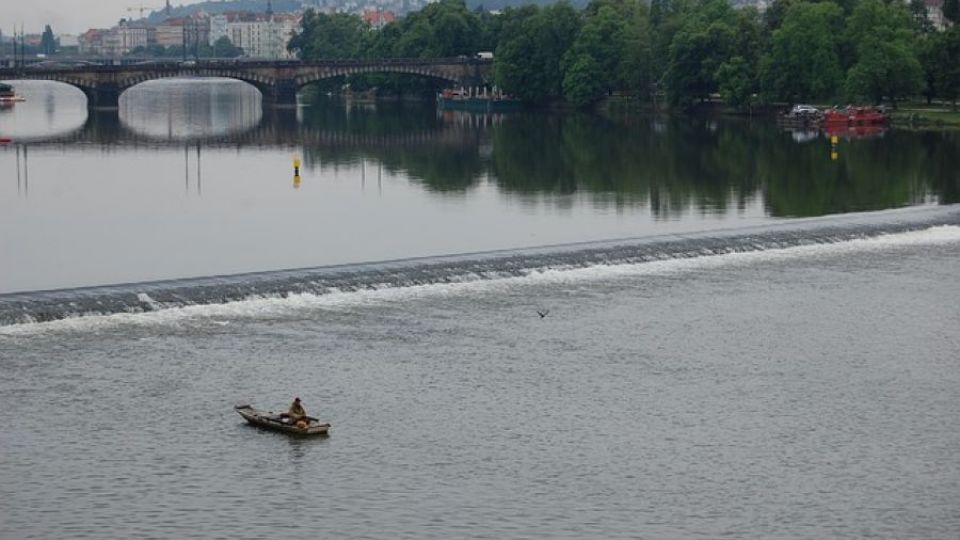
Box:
[116,70,279,105]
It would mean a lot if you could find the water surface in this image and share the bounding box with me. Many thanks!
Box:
[1,79,959,539]
[1,79,957,293]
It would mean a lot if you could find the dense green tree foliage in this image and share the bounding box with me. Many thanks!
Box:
[212,37,243,58]
[944,0,960,24]
[927,26,960,109]
[287,11,368,59]
[286,0,960,108]
[844,0,922,106]
[495,3,581,103]
[760,2,845,103]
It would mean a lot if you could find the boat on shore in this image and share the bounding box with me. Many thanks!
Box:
[235,404,331,436]
[437,87,522,113]
[822,105,888,126]
[0,83,26,103]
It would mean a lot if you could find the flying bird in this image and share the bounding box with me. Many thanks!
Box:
[537,309,550,319]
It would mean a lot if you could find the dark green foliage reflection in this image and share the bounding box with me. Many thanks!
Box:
[295,101,959,218]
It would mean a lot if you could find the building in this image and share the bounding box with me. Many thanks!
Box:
[209,14,231,45]
[226,13,300,59]
[78,29,107,56]
[925,0,948,31]
[154,18,185,47]
[103,22,150,56]
[58,34,80,48]
[363,9,397,30]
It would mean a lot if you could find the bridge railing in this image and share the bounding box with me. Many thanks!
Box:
[0,57,493,77]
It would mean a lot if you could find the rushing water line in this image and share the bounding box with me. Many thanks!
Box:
[3,205,958,330]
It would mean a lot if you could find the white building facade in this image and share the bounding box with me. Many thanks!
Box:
[225,15,299,59]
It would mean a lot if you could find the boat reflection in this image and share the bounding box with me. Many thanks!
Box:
[822,124,888,140]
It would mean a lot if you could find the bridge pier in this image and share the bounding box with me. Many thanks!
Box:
[261,79,299,108]
[81,84,123,109]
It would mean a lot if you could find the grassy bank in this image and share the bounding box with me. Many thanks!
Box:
[889,104,960,129]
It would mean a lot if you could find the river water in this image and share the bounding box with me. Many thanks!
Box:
[1,80,959,539]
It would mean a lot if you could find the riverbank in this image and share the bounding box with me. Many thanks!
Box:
[889,104,960,129]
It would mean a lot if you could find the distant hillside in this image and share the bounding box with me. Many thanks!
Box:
[143,0,593,21]
[145,0,303,23]
[465,0,591,10]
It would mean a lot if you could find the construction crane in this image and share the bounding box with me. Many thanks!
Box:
[126,1,171,19]
[126,4,161,19]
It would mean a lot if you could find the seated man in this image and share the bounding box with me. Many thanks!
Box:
[287,397,307,423]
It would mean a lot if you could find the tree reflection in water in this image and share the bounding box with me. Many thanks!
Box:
[299,99,959,218]
[12,89,959,219]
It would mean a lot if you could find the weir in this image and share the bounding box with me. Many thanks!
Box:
[2,205,958,327]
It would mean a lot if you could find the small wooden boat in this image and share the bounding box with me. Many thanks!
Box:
[235,404,331,436]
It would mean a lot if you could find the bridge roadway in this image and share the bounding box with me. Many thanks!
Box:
[0,58,492,108]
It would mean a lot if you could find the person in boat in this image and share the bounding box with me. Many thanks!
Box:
[286,397,307,423]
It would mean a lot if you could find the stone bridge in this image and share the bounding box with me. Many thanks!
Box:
[0,58,493,108]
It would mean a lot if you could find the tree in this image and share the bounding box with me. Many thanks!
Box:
[930,26,960,109]
[760,2,845,103]
[41,25,56,55]
[495,3,581,103]
[845,39,922,105]
[562,54,605,107]
[945,0,960,24]
[287,10,367,59]
[715,56,754,111]
[844,0,922,106]
[212,36,242,58]
[664,0,739,106]
[619,8,654,98]
[565,5,628,100]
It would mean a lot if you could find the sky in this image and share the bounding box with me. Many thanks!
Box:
[4,0,188,35]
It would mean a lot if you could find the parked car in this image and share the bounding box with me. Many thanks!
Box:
[789,104,821,116]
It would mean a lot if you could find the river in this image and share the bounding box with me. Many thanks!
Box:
[1,79,958,539]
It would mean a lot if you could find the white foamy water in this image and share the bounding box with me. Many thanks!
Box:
[3,225,958,337]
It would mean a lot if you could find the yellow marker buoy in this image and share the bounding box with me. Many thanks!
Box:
[293,155,302,188]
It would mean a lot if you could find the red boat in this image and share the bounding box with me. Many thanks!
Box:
[822,106,888,126]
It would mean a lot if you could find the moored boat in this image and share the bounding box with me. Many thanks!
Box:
[0,83,26,103]
[437,87,522,112]
[235,404,331,436]
[822,106,888,126]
